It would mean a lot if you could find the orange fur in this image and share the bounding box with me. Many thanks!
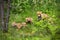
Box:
[37,11,42,15]
[41,13,49,19]
[16,23,22,29]
[12,22,17,27]
[26,17,33,23]
[22,22,27,27]
[37,11,49,20]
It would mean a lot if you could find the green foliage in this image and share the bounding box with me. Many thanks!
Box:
[0,0,60,40]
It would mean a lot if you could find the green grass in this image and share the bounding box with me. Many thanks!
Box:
[4,9,57,40]
[0,0,60,40]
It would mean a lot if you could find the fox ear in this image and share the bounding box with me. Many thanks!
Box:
[37,11,42,15]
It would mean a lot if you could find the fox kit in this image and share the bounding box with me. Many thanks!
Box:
[26,17,33,24]
[37,11,48,21]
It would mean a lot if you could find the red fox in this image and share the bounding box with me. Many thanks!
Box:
[25,17,33,24]
[37,11,49,21]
